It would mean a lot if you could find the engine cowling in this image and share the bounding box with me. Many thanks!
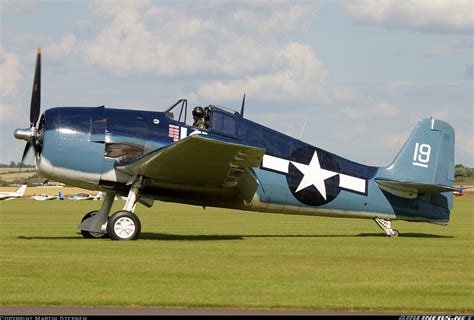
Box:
[36,106,106,189]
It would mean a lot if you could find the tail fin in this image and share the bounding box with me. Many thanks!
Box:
[381,118,455,187]
[376,118,455,222]
[58,191,64,200]
[95,192,103,200]
[15,185,27,196]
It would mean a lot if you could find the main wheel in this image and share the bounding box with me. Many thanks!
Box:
[80,211,108,239]
[107,210,141,240]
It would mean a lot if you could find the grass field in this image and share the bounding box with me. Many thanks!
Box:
[0,168,34,174]
[0,197,472,313]
[0,168,36,183]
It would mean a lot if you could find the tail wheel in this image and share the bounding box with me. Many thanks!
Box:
[80,211,108,239]
[390,229,400,237]
[107,210,141,241]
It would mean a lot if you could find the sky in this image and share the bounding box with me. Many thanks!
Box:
[1,0,473,167]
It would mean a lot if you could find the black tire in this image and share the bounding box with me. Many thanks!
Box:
[80,211,108,239]
[107,210,141,241]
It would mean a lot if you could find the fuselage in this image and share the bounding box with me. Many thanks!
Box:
[0,185,27,200]
[32,193,56,201]
[0,193,21,200]
[34,104,450,223]
[70,192,101,200]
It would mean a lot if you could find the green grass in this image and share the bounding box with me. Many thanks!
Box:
[0,198,473,312]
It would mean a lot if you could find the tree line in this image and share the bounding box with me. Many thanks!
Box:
[455,164,474,178]
[0,162,35,168]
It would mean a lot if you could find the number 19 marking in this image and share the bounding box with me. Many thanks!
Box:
[413,143,431,168]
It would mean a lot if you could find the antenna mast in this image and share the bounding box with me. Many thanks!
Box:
[240,94,246,118]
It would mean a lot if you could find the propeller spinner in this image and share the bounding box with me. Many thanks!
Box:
[14,48,42,164]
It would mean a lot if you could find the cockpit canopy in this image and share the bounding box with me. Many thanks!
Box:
[164,99,240,137]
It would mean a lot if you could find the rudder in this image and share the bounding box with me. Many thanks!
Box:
[381,118,455,187]
[16,185,27,196]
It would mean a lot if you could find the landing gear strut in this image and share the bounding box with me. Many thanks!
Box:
[79,192,115,239]
[374,218,399,237]
[79,175,147,240]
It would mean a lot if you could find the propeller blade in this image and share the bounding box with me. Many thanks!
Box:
[30,48,41,127]
[21,143,31,167]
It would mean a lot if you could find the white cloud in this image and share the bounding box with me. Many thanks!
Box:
[0,50,23,124]
[385,130,411,153]
[430,107,451,121]
[457,131,474,163]
[46,33,77,62]
[426,38,473,57]
[0,50,22,96]
[84,1,156,76]
[332,87,363,103]
[83,2,319,75]
[0,101,20,124]
[1,0,38,13]
[344,0,473,34]
[374,101,400,117]
[79,1,326,102]
[189,43,328,102]
[341,106,368,120]
[246,109,311,138]
[466,64,474,80]
[341,101,400,120]
[231,4,316,35]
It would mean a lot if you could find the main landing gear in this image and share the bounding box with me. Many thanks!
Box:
[79,176,146,240]
[374,218,400,237]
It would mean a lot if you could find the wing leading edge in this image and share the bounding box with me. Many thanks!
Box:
[116,135,265,199]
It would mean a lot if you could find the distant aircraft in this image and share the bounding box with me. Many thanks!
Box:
[14,49,457,240]
[453,186,464,197]
[32,191,64,201]
[0,185,27,200]
[70,192,103,201]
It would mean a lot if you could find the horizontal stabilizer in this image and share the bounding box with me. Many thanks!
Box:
[375,178,456,199]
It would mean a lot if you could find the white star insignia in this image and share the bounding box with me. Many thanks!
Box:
[291,152,338,200]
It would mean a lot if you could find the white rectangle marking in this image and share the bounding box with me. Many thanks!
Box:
[180,127,188,140]
[262,155,289,173]
[412,162,428,168]
[339,174,366,193]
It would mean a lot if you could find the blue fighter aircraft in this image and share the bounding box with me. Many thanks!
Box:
[14,49,456,240]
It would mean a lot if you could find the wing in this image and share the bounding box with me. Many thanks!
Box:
[116,135,265,200]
